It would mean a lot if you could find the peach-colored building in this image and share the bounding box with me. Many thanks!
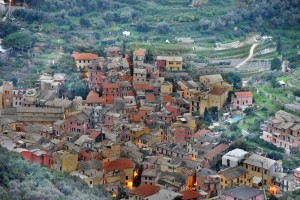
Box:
[260,110,300,154]
[231,91,253,110]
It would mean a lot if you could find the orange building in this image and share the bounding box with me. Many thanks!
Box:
[102,83,121,104]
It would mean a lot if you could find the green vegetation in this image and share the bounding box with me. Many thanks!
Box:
[0,146,110,200]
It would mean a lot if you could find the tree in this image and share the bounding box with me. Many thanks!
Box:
[244,107,254,116]
[79,17,91,28]
[136,20,150,32]
[270,58,282,71]
[104,11,115,23]
[277,36,282,54]
[3,31,33,52]
[270,77,280,88]
[70,80,90,99]
[0,22,19,38]
[97,19,106,29]
[224,72,241,88]
[293,90,300,97]
[156,21,170,34]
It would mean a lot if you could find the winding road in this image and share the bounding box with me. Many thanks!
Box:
[235,43,259,69]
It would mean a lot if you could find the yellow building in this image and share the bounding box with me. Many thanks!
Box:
[160,81,173,95]
[127,125,150,143]
[190,91,209,115]
[199,74,233,91]
[101,144,121,162]
[208,88,228,110]
[218,166,252,189]
[103,158,135,189]
[52,150,78,172]
[190,88,228,115]
[72,53,99,71]
[0,118,16,132]
[241,154,283,193]
[157,56,183,71]
[177,81,191,100]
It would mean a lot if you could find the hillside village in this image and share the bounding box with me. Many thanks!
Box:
[1,46,300,200]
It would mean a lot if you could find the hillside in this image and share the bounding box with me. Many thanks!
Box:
[0,146,110,200]
[0,0,299,86]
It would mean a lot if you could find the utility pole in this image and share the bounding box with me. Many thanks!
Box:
[261,161,267,200]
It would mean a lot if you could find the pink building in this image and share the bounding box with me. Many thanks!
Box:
[167,126,192,144]
[155,58,166,70]
[13,89,26,107]
[231,91,253,110]
[68,113,90,134]
[88,65,103,91]
[119,81,134,97]
[260,110,300,154]
[164,104,180,118]
[103,112,122,129]
[20,149,51,167]
[222,185,264,200]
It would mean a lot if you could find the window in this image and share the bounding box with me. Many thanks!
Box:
[126,176,128,180]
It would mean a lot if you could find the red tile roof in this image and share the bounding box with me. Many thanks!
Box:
[235,91,252,97]
[213,143,229,153]
[162,95,174,103]
[146,94,156,103]
[102,83,120,89]
[72,53,98,60]
[130,184,160,198]
[193,128,211,139]
[133,49,146,56]
[89,130,101,139]
[86,91,102,104]
[209,88,227,95]
[133,83,154,91]
[103,158,134,172]
[203,152,217,160]
[203,143,229,160]
[180,189,203,200]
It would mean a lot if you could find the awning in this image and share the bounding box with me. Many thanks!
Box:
[273,132,280,136]
[253,176,262,184]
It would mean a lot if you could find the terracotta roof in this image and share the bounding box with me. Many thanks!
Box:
[209,88,227,95]
[103,158,135,172]
[193,128,211,139]
[102,82,120,89]
[72,53,98,60]
[203,151,217,160]
[89,130,101,139]
[180,189,203,200]
[235,91,252,97]
[162,95,174,103]
[203,143,229,160]
[133,49,146,56]
[213,143,229,153]
[146,94,156,103]
[130,184,160,198]
[133,83,154,91]
[86,91,102,104]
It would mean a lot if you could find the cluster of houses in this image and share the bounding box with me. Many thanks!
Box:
[0,47,300,199]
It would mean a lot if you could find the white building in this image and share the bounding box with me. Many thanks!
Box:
[222,148,249,167]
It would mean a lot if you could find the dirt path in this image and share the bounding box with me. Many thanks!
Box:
[235,43,259,69]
